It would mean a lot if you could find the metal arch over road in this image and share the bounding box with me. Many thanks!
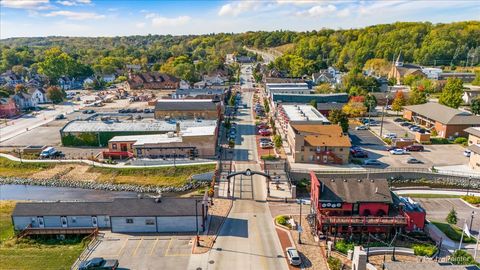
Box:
[226,169,273,198]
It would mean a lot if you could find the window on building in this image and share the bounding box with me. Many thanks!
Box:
[339,148,343,152]
[301,146,304,151]
[126,218,134,224]
[112,143,117,150]
[145,219,155,225]
[72,217,77,223]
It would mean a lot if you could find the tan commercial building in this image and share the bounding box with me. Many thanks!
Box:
[464,127,480,171]
[154,99,221,120]
[287,124,351,164]
[403,103,480,138]
[105,125,218,159]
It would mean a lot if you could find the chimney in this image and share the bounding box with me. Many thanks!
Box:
[176,122,181,136]
[375,187,378,193]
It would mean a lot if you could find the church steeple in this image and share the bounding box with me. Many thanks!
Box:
[395,52,404,67]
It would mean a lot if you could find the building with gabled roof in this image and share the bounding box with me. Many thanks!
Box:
[126,71,180,90]
[388,53,426,85]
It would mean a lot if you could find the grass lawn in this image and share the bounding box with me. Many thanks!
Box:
[89,163,216,186]
[0,201,86,270]
[0,157,54,178]
[431,221,476,243]
[402,194,462,199]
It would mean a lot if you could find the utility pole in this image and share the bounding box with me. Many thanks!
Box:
[298,199,303,244]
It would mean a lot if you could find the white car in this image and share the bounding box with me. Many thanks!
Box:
[464,149,472,157]
[286,247,302,266]
[355,125,368,130]
[383,133,397,139]
[390,148,407,155]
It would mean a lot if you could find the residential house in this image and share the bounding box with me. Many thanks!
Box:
[179,80,190,89]
[101,74,116,83]
[225,54,236,65]
[0,71,24,86]
[12,92,36,109]
[126,72,180,90]
[203,73,227,86]
[11,197,208,233]
[388,53,426,85]
[28,88,49,104]
[462,85,480,105]
[0,97,19,118]
[312,67,342,86]
[463,127,480,171]
[58,76,82,90]
[403,102,480,138]
[421,67,442,79]
[310,173,426,237]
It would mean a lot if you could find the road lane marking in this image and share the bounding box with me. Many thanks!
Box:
[116,238,128,256]
[164,238,173,256]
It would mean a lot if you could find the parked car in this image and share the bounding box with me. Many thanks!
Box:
[260,141,274,149]
[257,123,268,129]
[407,157,423,164]
[79,257,119,270]
[409,125,420,131]
[464,149,472,157]
[383,133,397,139]
[404,144,424,151]
[40,147,58,158]
[259,138,272,143]
[400,122,412,127]
[355,125,368,131]
[364,159,381,166]
[118,109,127,113]
[390,148,407,155]
[258,129,271,136]
[55,114,65,120]
[352,151,368,158]
[385,146,398,151]
[393,118,405,122]
[285,247,302,266]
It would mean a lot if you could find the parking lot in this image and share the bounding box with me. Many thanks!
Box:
[349,117,467,168]
[87,233,194,270]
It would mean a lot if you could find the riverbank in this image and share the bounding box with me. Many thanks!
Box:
[0,157,216,191]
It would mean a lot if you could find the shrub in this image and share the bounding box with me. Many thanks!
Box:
[413,244,437,257]
[453,137,467,145]
[430,129,438,137]
[261,154,277,161]
[430,137,451,144]
[462,195,480,205]
[383,138,392,144]
[446,208,458,224]
[273,135,282,148]
[327,256,342,270]
[450,250,480,266]
[275,215,291,228]
[335,239,354,254]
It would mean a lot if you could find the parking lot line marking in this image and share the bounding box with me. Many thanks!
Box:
[116,238,128,256]
[150,238,159,256]
[164,238,173,256]
[132,237,143,256]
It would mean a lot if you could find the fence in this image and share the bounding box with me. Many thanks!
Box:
[70,230,102,270]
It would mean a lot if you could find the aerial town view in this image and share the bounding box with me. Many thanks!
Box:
[0,0,480,269]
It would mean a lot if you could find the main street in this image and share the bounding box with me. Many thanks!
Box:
[199,64,288,269]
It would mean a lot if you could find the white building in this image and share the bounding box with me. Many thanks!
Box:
[276,104,330,133]
[421,67,442,80]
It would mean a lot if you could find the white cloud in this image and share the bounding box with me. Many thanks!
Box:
[298,4,337,16]
[218,1,259,17]
[151,15,191,27]
[136,22,146,28]
[145,13,156,19]
[336,8,350,18]
[1,0,50,9]
[44,10,105,20]
[56,1,76,6]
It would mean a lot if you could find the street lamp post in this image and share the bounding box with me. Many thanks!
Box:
[470,211,475,231]
[298,199,303,244]
[466,177,472,196]
[379,95,390,138]
[194,199,204,247]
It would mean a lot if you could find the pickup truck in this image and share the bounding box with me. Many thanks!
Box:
[79,257,119,270]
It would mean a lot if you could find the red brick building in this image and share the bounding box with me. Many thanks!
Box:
[310,172,425,238]
[126,71,180,90]
[0,97,18,118]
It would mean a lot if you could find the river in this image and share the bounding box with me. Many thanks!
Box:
[0,184,139,201]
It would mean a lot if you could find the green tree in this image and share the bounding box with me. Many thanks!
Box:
[309,99,317,109]
[472,98,480,115]
[439,78,463,109]
[328,109,349,132]
[314,83,333,94]
[38,47,76,85]
[363,58,391,76]
[46,86,65,104]
[446,208,458,224]
[392,91,406,113]
[273,135,282,149]
[409,87,428,105]
[364,94,377,112]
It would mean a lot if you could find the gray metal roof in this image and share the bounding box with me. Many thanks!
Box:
[465,127,480,138]
[318,178,392,203]
[403,102,480,125]
[61,119,217,133]
[12,198,203,217]
[468,144,480,154]
[155,99,218,111]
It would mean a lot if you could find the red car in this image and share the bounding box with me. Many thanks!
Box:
[258,129,271,136]
[404,144,424,151]
[257,123,269,129]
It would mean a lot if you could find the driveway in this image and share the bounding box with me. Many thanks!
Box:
[87,233,194,270]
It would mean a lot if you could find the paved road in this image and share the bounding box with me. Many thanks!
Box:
[207,64,288,270]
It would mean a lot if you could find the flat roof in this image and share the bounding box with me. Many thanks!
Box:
[317,178,392,203]
[12,198,203,217]
[280,104,329,123]
[266,83,309,88]
[109,125,216,145]
[155,99,218,111]
[61,119,217,133]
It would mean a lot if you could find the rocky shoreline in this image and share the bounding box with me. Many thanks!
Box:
[0,177,206,194]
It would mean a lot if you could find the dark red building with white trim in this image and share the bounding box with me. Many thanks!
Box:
[310,172,425,237]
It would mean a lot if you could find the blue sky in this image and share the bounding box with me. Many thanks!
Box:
[1,0,479,38]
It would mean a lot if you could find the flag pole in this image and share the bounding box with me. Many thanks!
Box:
[458,220,466,251]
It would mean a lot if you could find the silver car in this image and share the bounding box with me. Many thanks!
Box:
[286,247,302,266]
